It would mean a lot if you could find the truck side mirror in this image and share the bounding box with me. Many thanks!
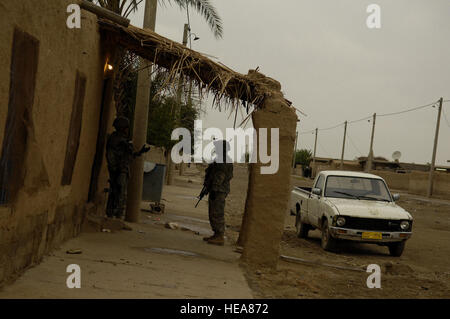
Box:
[312,188,322,196]
[392,194,400,201]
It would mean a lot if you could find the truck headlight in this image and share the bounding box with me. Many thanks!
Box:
[400,221,410,231]
[336,216,346,227]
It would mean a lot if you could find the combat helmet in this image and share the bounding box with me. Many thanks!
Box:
[113,116,130,130]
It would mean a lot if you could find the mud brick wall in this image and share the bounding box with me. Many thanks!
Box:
[144,146,167,165]
[371,170,450,199]
[433,173,450,198]
[240,74,297,268]
[0,0,111,284]
[370,170,410,192]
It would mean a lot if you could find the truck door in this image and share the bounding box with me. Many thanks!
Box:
[309,174,325,227]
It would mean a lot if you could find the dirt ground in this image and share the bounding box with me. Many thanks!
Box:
[0,167,253,299]
[225,165,450,298]
[1,164,448,299]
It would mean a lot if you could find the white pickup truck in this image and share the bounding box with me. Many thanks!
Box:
[290,171,413,257]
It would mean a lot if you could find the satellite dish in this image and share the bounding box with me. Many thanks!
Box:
[392,151,402,161]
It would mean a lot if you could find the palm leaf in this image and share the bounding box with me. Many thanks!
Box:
[87,0,223,38]
[166,0,223,39]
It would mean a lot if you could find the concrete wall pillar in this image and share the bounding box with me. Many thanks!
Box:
[240,73,297,269]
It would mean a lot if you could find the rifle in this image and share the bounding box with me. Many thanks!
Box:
[195,185,209,208]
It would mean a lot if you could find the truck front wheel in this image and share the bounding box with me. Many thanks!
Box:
[388,241,406,257]
[321,219,337,251]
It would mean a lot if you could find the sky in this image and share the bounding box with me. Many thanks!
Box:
[129,0,450,166]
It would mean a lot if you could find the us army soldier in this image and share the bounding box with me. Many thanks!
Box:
[105,116,150,219]
[203,140,233,246]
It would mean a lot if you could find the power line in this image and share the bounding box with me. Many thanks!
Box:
[442,108,450,128]
[378,101,437,117]
[348,115,372,124]
[318,141,332,158]
[347,134,363,156]
[299,129,316,135]
[299,98,440,134]
[318,122,344,132]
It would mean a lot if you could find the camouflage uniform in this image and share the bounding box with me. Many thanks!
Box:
[105,129,134,218]
[105,116,150,218]
[205,161,233,236]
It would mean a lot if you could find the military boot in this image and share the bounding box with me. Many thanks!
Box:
[207,234,224,246]
[203,233,217,241]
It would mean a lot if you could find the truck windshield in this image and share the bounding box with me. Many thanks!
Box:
[324,176,392,202]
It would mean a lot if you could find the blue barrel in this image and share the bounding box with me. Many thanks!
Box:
[142,162,166,202]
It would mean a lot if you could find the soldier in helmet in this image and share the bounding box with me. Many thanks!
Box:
[105,116,150,219]
[203,140,233,246]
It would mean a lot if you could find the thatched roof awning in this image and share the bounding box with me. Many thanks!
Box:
[98,19,294,110]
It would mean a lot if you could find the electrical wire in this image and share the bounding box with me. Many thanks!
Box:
[318,122,344,132]
[347,134,364,156]
[348,115,372,124]
[377,101,437,117]
[442,108,450,128]
[300,99,440,135]
[318,141,332,158]
[299,129,316,135]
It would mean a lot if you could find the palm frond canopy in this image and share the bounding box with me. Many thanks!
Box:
[88,0,223,38]
[99,19,294,112]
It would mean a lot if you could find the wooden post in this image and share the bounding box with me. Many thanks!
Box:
[366,113,376,172]
[311,128,318,177]
[340,121,347,170]
[80,0,130,27]
[292,131,298,169]
[126,0,157,223]
[427,98,443,197]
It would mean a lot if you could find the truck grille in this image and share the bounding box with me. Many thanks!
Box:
[343,217,412,232]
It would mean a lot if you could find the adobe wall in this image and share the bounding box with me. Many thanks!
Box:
[292,166,303,176]
[0,0,109,284]
[240,74,297,268]
[433,172,450,198]
[371,170,450,199]
[408,171,429,196]
[313,164,333,177]
[144,146,167,165]
[369,170,410,192]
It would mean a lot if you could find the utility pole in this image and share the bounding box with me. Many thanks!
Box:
[340,121,347,170]
[168,23,189,181]
[126,0,157,223]
[366,113,376,172]
[312,128,318,177]
[427,97,443,197]
[292,131,298,169]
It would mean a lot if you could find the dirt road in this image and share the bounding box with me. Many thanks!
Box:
[226,165,450,298]
[1,164,448,299]
[0,167,252,299]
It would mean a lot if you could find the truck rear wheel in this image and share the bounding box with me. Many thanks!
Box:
[388,241,406,257]
[295,211,309,239]
[321,219,337,251]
